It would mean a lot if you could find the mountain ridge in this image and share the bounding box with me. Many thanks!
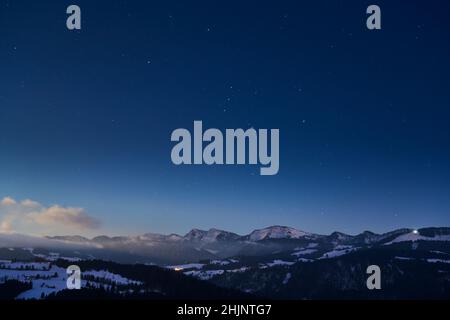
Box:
[2,226,449,265]
[45,225,448,243]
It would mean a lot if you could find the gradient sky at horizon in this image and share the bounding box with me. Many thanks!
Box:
[1,0,450,237]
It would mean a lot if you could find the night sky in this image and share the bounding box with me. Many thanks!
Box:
[1,0,449,236]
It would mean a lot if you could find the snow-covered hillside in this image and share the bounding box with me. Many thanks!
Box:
[0,260,142,300]
[247,226,313,241]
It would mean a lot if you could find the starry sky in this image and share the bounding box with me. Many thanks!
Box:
[0,0,449,237]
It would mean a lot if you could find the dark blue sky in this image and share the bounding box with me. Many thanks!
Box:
[0,0,449,236]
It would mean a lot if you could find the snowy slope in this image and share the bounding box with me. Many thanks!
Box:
[248,226,311,241]
[385,231,450,245]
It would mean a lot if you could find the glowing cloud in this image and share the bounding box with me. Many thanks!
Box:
[0,196,101,234]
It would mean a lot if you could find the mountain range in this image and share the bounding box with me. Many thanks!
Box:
[1,226,450,299]
[0,226,448,265]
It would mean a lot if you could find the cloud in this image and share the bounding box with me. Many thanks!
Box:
[20,199,41,208]
[29,205,100,229]
[0,220,13,233]
[0,196,101,234]
[1,197,17,206]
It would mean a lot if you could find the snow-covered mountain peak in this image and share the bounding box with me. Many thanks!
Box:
[183,228,240,242]
[184,229,208,241]
[248,226,310,241]
[204,229,240,242]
